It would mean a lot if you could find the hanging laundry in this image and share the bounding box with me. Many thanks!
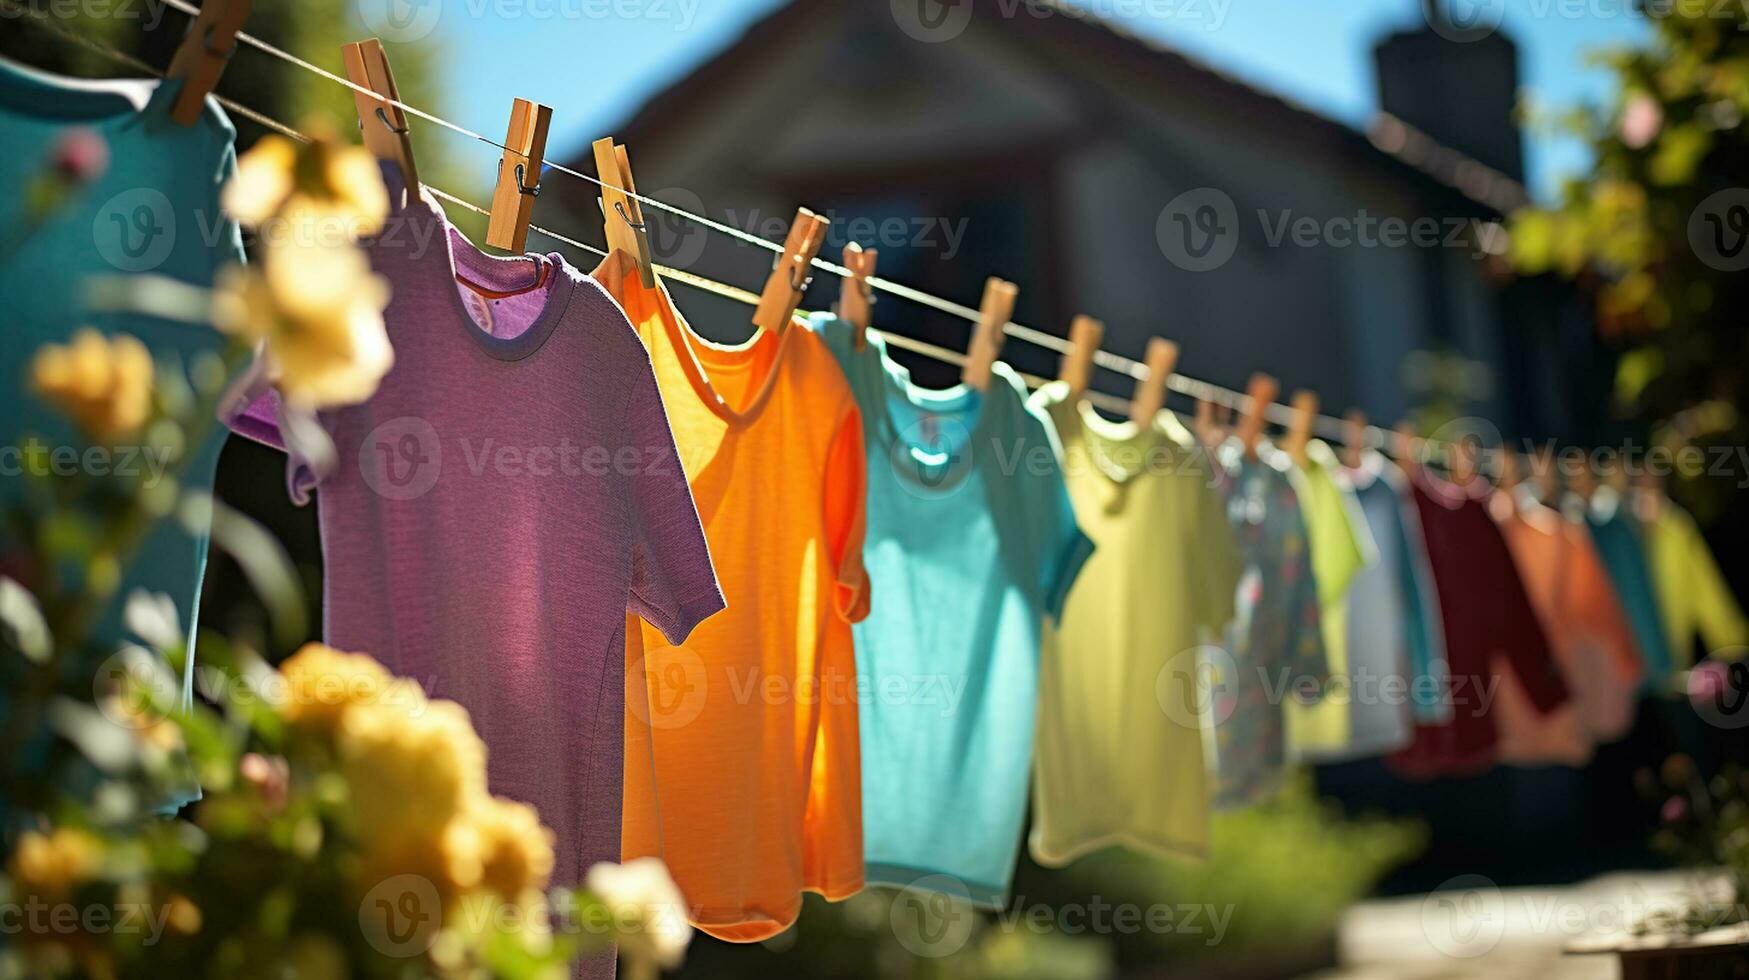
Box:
[1028,382,1236,865]
[1580,486,1675,692]
[1491,487,1642,766]
[1285,440,1377,759]
[1332,449,1449,756]
[1389,471,1566,778]
[225,178,723,944]
[1209,439,1327,806]
[609,287,869,943]
[1639,494,1747,669]
[812,318,1091,907]
[0,58,246,812]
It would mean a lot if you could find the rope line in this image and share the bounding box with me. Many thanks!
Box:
[19,1,1460,451]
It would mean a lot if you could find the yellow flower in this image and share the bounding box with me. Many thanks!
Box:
[8,828,101,903]
[586,857,691,970]
[277,643,403,737]
[28,329,154,440]
[211,239,393,409]
[338,697,486,851]
[464,796,555,900]
[223,126,387,239]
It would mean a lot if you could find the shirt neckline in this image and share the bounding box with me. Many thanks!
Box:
[1071,394,1193,485]
[618,264,792,428]
[435,213,575,362]
[864,330,995,495]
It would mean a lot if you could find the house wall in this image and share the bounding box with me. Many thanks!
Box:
[555,4,1594,439]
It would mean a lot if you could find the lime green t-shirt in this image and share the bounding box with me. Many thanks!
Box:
[1644,498,1747,667]
[1285,440,1376,758]
[1030,383,1242,865]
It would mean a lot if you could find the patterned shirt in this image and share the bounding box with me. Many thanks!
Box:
[1209,441,1328,806]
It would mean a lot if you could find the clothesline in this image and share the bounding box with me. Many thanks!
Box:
[142,0,1383,442]
[35,0,1472,454]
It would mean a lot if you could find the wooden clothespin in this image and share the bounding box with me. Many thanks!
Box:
[1058,315,1104,401]
[1392,420,1420,474]
[963,278,1017,391]
[1342,410,1367,470]
[1131,337,1179,426]
[839,243,878,348]
[1285,390,1318,465]
[1236,373,1278,458]
[485,98,552,252]
[752,209,830,335]
[1497,447,1523,491]
[343,39,418,189]
[166,0,251,126]
[591,137,655,290]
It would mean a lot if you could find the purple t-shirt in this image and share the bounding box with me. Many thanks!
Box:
[224,180,724,905]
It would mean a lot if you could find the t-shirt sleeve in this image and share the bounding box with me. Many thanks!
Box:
[214,361,329,506]
[823,400,871,624]
[1677,511,1749,657]
[1195,479,1242,636]
[622,363,724,646]
[1034,417,1094,624]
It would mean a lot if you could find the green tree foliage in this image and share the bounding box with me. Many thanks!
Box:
[1510,1,1749,518]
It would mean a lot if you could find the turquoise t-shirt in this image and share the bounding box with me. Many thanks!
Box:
[812,314,1092,907]
[1580,488,1673,693]
[1,60,245,809]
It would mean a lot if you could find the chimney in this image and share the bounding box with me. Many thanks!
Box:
[1374,0,1525,183]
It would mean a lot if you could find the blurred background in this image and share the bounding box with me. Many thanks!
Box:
[7,1,1748,977]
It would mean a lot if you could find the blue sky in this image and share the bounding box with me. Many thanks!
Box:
[411,0,1650,202]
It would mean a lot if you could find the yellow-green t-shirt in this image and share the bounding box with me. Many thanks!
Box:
[1285,440,1376,758]
[1029,383,1242,865]
[1644,499,1747,667]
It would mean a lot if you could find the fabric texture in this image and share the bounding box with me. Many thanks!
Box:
[613,294,870,942]
[0,60,244,812]
[1582,488,1674,692]
[1642,497,1747,669]
[1491,488,1642,765]
[1389,472,1566,778]
[814,319,1090,906]
[1332,452,1449,756]
[1210,441,1328,806]
[1029,382,1235,866]
[225,182,723,974]
[1285,440,1376,758]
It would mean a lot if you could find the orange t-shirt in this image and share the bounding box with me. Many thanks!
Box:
[1490,491,1643,765]
[616,269,869,942]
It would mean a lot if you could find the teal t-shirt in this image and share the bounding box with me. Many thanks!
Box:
[812,314,1092,907]
[1580,488,1673,693]
[1,60,245,809]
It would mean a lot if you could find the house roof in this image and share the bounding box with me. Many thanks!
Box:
[603,0,1529,215]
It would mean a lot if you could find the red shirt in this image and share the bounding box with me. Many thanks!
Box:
[1388,472,1567,778]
